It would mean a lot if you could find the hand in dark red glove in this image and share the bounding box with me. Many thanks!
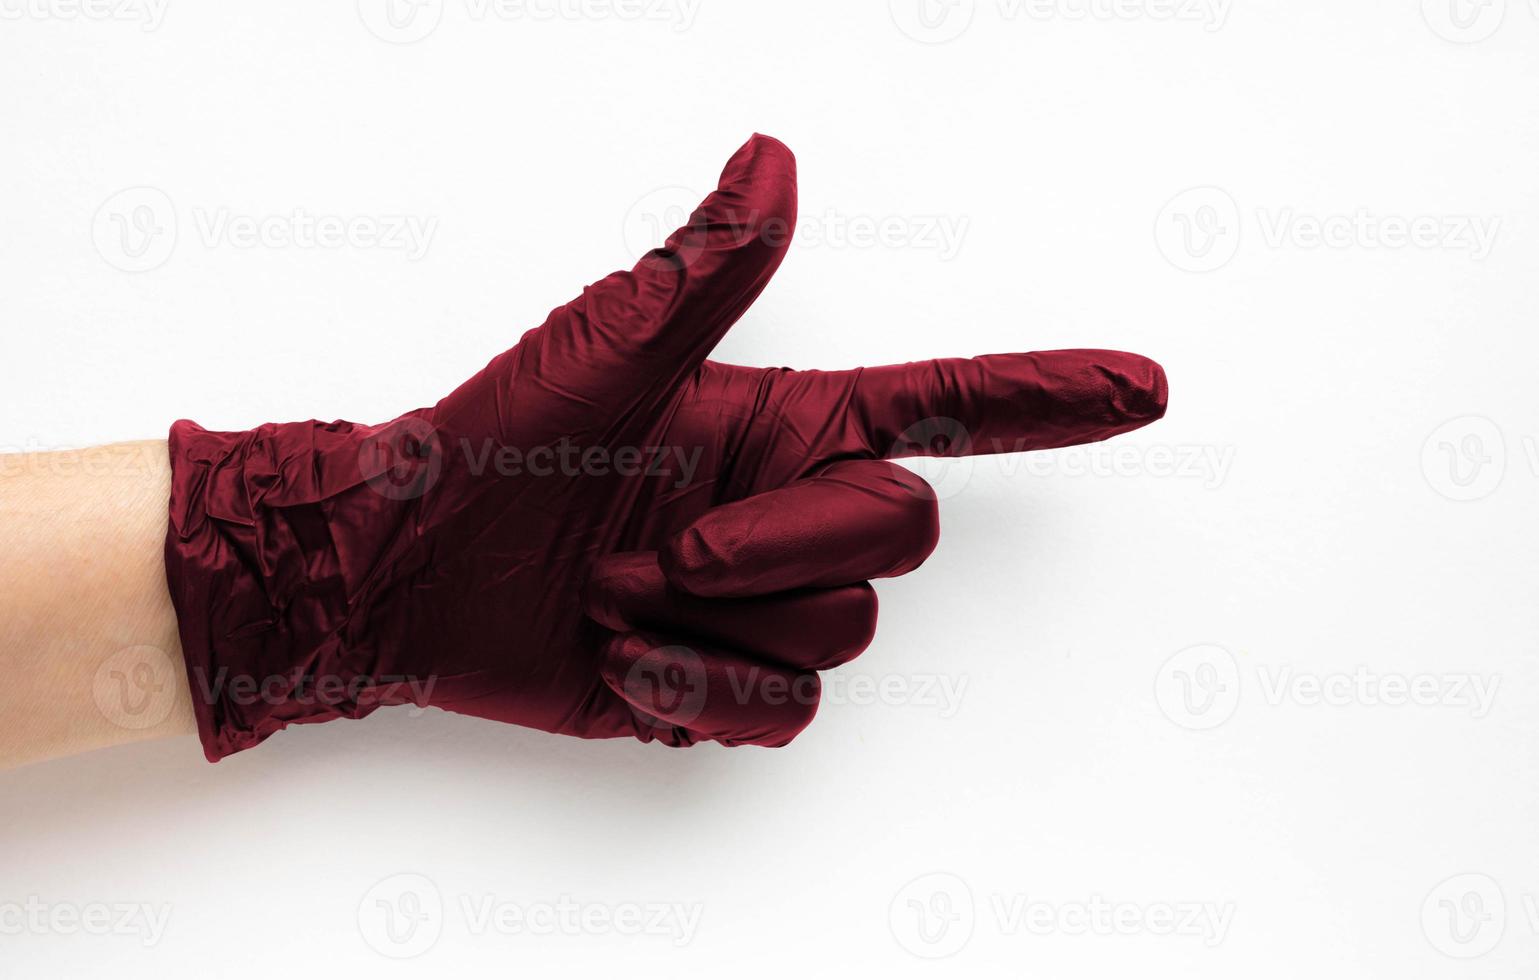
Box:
[164,134,1167,761]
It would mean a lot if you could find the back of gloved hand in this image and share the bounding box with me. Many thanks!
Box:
[165,135,1167,761]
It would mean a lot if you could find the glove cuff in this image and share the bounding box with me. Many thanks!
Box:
[163,416,406,761]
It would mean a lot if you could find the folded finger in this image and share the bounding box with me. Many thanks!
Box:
[600,631,820,748]
[660,459,939,598]
[585,551,878,671]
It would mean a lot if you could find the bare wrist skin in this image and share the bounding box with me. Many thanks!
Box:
[0,441,196,770]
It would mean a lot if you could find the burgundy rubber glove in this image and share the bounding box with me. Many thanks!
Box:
[164,135,1167,761]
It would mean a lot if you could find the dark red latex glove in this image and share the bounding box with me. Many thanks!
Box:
[164,135,1167,761]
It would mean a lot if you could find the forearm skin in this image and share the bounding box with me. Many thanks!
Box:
[0,441,196,770]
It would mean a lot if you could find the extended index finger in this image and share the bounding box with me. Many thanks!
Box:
[765,350,1167,460]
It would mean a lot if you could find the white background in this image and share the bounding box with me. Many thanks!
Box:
[2,1,1538,976]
